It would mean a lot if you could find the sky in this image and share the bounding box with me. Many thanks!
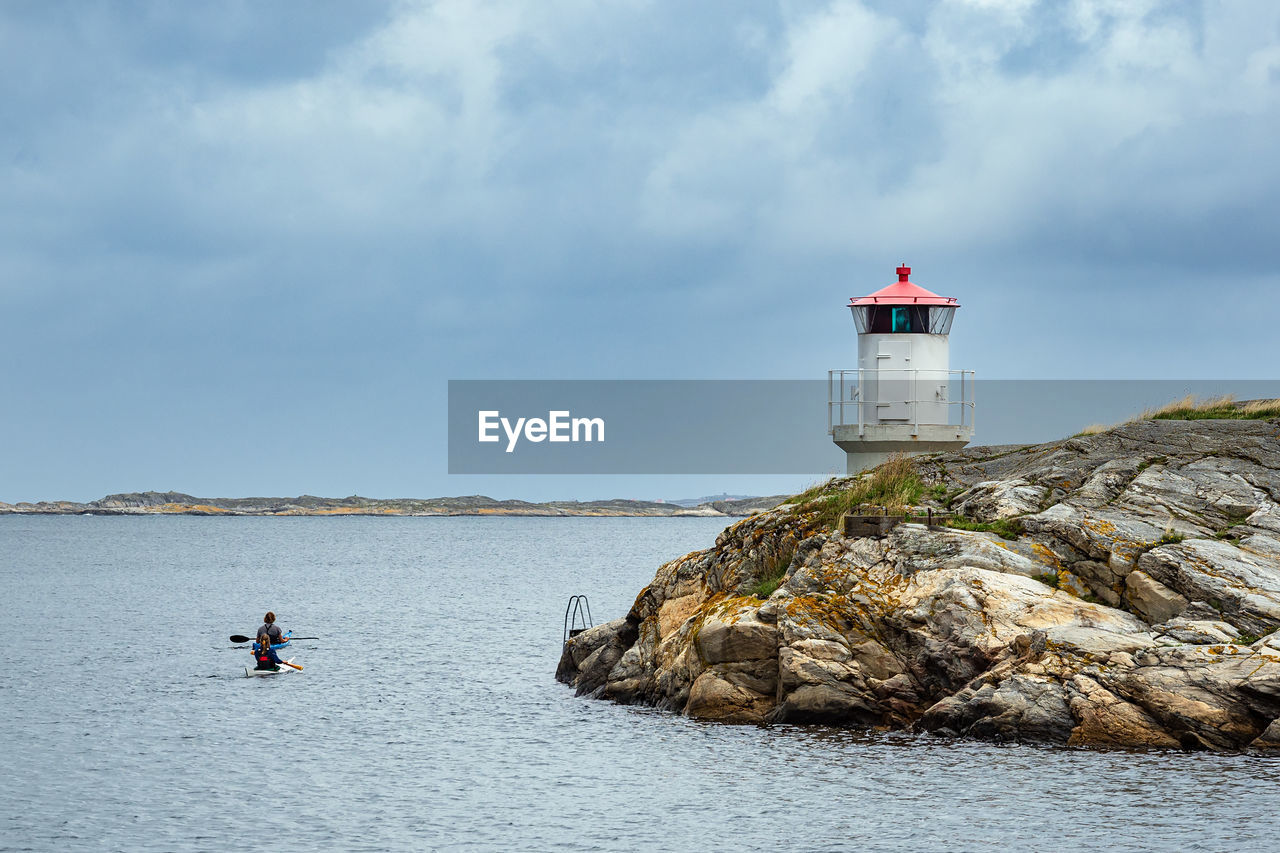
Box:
[2,0,1279,503]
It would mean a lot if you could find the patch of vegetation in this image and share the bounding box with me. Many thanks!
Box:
[749,575,783,599]
[748,545,794,600]
[970,446,1030,463]
[1214,512,1251,540]
[783,479,838,507]
[1035,571,1060,588]
[1072,423,1113,437]
[1230,626,1276,645]
[790,454,924,530]
[1037,490,1064,513]
[943,516,1026,541]
[1141,394,1280,421]
[1130,529,1189,563]
[924,483,966,509]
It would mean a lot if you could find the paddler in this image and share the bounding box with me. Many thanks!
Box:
[252,630,284,671]
[258,611,284,646]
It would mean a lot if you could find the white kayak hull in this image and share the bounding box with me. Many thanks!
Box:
[245,658,299,677]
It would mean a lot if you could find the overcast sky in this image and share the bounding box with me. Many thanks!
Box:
[2,0,1279,503]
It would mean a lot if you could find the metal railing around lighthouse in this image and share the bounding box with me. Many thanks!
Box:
[827,369,975,437]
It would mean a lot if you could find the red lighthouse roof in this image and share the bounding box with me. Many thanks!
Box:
[849,265,959,307]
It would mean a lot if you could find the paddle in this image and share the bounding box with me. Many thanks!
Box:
[230,634,320,643]
[280,660,303,671]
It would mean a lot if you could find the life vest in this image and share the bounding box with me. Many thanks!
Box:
[254,636,279,671]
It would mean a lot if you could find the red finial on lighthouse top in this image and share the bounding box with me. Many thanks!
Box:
[848,263,959,307]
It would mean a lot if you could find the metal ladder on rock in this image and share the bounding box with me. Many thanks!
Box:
[563,595,593,643]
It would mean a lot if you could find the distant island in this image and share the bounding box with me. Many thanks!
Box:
[0,491,787,518]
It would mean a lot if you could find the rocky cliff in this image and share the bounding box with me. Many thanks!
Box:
[557,418,1280,749]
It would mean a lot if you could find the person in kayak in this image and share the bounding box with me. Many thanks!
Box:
[253,629,283,672]
[258,611,284,646]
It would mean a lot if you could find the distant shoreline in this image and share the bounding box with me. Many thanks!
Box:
[0,491,786,519]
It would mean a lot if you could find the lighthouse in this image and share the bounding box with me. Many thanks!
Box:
[829,264,974,475]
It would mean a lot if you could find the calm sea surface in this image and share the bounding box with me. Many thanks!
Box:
[2,516,1278,852]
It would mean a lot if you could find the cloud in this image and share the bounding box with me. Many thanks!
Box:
[8,0,1277,285]
[634,0,1280,270]
[1,0,1279,500]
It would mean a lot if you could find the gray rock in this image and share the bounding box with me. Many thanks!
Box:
[696,610,778,664]
[555,617,637,697]
[953,479,1047,519]
[1124,570,1189,624]
[919,674,1075,743]
[1139,539,1280,634]
[1151,617,1239,645]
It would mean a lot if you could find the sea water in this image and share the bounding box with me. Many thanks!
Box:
[2,516,1278,852]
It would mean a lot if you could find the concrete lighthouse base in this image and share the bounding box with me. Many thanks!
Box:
[832,423,974,476]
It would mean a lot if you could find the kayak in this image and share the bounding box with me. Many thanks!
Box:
[252,633,292,653]
[245,658,300,678]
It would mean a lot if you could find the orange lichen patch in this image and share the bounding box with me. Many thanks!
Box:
[1078,517,1155,561]
[711,594,765,620]
[1088,518,1118,535]
[1031,543,1065,571]
[688,591,743,621]
[785,594,852,631]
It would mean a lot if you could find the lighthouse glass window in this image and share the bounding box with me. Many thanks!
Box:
[928,306,955,335]
[866,305,931,333]
[852,306,870,334]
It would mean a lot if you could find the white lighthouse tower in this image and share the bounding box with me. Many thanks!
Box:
[829,264,974,475]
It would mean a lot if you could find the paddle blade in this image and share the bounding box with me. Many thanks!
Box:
[229,634,253,644]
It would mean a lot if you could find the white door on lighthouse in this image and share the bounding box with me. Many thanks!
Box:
[876,339,911,421]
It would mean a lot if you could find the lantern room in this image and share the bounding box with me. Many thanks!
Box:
[848,266,958,334]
